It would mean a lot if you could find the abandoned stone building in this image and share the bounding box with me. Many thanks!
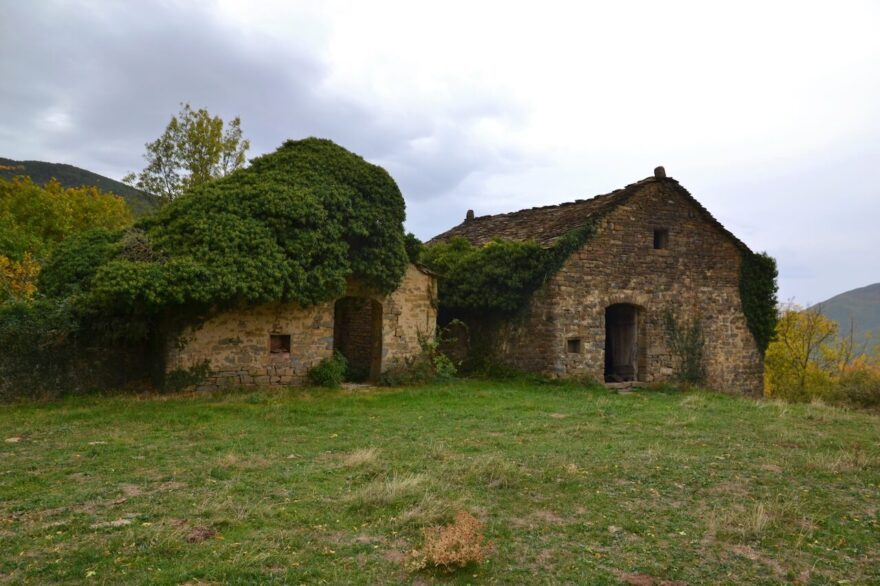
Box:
[430,168,764,395]
[165,264,437,389]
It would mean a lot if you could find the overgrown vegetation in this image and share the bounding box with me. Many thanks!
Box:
[308,352,349,388]
[0,138,410,398]
[739,250,779,355]
[663,310,707,385]
[765,304,880,407]
[379,329,458,386]
[420,224,594,313]
[1,381,878,583]
[0,299,149,400]
[163,360,212,393]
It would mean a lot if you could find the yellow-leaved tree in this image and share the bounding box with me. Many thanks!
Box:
[0,253,40,302]
[0,176,133,301]
[765,304,878,407]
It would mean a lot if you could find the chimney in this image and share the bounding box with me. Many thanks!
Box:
[465,209,475,222]
[654,166,666,178]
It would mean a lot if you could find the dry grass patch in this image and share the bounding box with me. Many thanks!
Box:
[348,473,427,509]
[396,493,458,528]
[706,500,780,543]
[410,511,490,571]
[465,454,521,489]
[341,447,381,468]
[805,447,877,473]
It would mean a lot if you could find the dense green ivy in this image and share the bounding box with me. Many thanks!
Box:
[421,224,595,313]
[41,138,409,317]
[739,250,779,355]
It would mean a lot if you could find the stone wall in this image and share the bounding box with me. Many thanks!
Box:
[476,181,763,395]
[165,264,437,389]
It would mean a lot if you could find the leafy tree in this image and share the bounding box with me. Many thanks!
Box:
[0,177,133,262]
[123,103,250,202]
[765,304,879,405]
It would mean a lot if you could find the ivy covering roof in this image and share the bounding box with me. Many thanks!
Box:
[41,138,410,315]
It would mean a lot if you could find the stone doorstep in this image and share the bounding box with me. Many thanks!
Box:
[604,381,645,393]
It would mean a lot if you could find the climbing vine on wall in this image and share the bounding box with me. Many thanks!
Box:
[739,250,779,355]
[421,224,595,313]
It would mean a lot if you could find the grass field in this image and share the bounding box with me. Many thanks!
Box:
[1,380,878,584]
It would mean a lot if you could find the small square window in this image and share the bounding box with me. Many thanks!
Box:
[270,334,291,354]
[566,338,582,354]
[653,228,669,250]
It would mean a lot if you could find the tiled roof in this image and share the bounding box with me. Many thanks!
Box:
[428,175,749,251]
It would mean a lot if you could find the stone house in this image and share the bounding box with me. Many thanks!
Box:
[429,168,763,395]
[165,264,437,389]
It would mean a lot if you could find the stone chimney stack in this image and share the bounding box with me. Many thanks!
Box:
[465,209,475,222]
[654,166,666,178]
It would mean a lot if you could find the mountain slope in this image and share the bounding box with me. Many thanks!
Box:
[0,157,159,217]
[815,282,880,349]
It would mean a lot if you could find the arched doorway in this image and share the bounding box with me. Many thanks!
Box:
[604,303,641,382]
[333,297,383,382]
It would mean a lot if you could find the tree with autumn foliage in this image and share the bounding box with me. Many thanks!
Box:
[0,176,133,303]
[765,303,879,407]
[123,103,250,202]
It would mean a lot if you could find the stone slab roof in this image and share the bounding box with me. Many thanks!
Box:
[428,174,749,252]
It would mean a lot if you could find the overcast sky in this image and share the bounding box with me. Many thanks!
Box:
[2,0,878,304]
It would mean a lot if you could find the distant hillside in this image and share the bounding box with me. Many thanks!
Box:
[0,157,159,217]
[814,283,880,350]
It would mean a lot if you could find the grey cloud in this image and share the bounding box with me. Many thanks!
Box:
[0,1,527,220]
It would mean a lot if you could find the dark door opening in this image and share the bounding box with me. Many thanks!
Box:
[604,304,639,382]
[333,297,383,382]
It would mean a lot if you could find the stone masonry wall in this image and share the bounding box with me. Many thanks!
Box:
[483,181,763,395]
[165,264,437,389]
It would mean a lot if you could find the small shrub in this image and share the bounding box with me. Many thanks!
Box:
[308,352,348,388]
[830,368,880,408]
[379,330,457,386]
[411,511,490,571]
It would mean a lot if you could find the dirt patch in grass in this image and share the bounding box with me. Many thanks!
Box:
[120,483,144,497]
[730,544,787,578]
[614,571,687,586]
[185,525,217,543]
[511,509,570,529]
[90,517,134,529]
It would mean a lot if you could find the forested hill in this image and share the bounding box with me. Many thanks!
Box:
[0,157,159,217]
[815,282,880,350]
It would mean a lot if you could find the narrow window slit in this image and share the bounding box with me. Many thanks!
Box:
[653,228,669,250]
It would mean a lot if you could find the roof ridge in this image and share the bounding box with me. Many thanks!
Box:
[467,176,663,221]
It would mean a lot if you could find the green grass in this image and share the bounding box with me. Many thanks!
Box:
[1,381,878,584]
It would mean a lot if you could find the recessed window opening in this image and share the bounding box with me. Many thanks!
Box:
[653,228,669,250]
[270,334,291,354]
[566,338,582,354]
